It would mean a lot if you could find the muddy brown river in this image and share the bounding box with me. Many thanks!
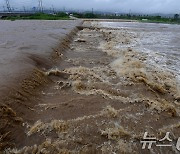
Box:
[0,20,180,154]
[96,21,180,81]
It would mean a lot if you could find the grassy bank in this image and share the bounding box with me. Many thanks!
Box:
[2,12,70,20]
[2,12,180,24]
[73,12,180,24]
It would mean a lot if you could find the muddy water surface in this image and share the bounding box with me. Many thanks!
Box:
[97,21,180,81]
[1,21,180,154]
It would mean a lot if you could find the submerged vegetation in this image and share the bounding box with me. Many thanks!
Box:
[1,12,70,20]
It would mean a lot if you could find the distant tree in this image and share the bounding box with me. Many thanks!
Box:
[84,13,97,18]
[56,12,67,17]
[156,16,161,19]
[174,14,179,20]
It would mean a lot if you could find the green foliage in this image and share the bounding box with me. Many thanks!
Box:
[174,14,179,20]
[2,12,70,20]
[56,12,68,17]
[72,13,84,18]
[2,12,180,24]
[71,12,97,18]
[84,13,97,18]
[73,12,180,24]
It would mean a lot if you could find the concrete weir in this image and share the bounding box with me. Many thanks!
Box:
[0,20,180,153]
[0,19,82,151]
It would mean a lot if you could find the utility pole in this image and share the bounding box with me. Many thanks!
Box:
[38,0,43,12]
[23,6,26,13]
[3,6,6,12]
[11,7,14,12]
[5,0,12,12]
[92,8,94,14]
[32,7,36,13]
[52,5,55,14]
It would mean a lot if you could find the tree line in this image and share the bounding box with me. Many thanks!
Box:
[72,12,180,23]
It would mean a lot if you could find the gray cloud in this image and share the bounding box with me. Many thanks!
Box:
[0,0,180,14]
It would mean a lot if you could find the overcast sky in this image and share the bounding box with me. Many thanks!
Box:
[0,0,180,14]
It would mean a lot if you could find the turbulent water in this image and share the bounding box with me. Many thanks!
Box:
[1,21,180,154]
[97,21,180,83]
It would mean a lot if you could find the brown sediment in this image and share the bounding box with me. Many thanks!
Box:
[1,20,180,153]
[0,68,51,151]
[50,26,81,61]
[0,20,83,151]
[83,19,138,23]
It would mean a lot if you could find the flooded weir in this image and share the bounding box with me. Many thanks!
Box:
[0,20,180,153]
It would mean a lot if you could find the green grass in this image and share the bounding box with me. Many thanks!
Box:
[139,19,180,25]
[2,13,70,20]
[3,12,180,24]
[73,12,180,24]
